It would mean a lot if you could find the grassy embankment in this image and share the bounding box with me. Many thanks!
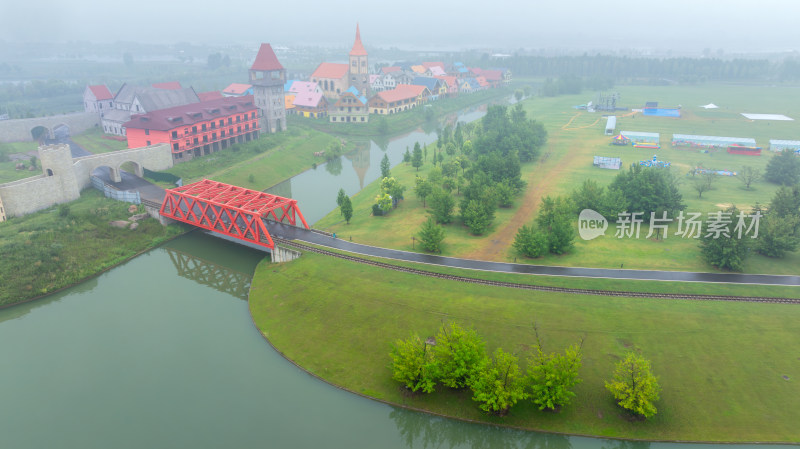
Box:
[0,190,184,307]
[315,83,800,274]
[70,127,129,154]
[0,141,39,184]
[249,251,800,443]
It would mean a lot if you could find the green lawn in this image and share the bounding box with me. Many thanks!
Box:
[0,190,184,306]
[249,252,800,442]
[315,83,800,274]
[0,141,39,183]
[70,126,128,154]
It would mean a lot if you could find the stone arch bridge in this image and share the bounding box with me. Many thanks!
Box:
[0,112,100,142]
[0,143,172,219]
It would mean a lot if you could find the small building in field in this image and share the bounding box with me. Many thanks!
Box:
[769,140,800,153]
[605,116,617,135]
[124,95,259,163]
[329,87,368,123]
[84,85,114,113]
[671,134,755,149]
[621,131,660,144]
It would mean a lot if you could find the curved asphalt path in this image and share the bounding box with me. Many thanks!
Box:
[265,221,800,286]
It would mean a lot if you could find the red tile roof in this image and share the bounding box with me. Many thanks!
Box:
[88,85,113,101]
[375,84,427,103]
[311,62,349,80]
[198,91,224,101]
[434,75,458,89]
[152,81,182,90]
[349,24,368,56]
[381,66,401,74]
[223,83,253,95]
[422,62,445,70]
[471,68,504,81]
[123,95,257,131]
[251,43,284,72]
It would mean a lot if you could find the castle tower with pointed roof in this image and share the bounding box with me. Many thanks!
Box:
[348,24,370,98]
[249,43,287,133]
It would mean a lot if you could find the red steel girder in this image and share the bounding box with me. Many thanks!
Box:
[159,179,309,249]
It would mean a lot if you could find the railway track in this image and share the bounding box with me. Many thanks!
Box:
[274,238,800,305]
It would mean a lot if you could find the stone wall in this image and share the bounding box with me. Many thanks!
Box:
[270,245,302,263]
[0,143,173,219]
[0,112,100,142]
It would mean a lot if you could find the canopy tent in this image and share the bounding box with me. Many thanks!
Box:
[611,134,630,145]
[700,103,719,109]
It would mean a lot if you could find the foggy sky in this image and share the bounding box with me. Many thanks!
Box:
[2,0,799,52]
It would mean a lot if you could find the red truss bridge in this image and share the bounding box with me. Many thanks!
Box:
[159,179,309,249]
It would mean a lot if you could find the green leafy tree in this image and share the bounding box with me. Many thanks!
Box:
[454,122,464,150]
[514,89,524,102]
[605,352,661,419]
[414,176,433,207]
[341,196,353,224]
[699,205,750,271]
[609,165,685,218]
[412,143,424,171]
[390,334,438,394]
[336,188,347,208]
[429,189,455,224]
[738,166,761,190]
[765,149,800,185]
[496,181,515,208]
[769,185,800,218]
[512,224,549,258]
[445,142,456,156]
[375,193,393,215]
[433,322,486,388]
[462,199,492,235]
[755,213,799,257]
[380,153,391,179]
[381,177,405,206]
[570,179,605,214]
[442,159,460,178]
[536,196,576,255]
[470,348,527,416]
[462,140,473,157]
[403,147,411,163]
[418,216,446,252]
[527,328,583,412]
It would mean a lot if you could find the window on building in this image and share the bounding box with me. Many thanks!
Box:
[202,124,207,131]
[221,130,225,137]
[146,140,151,146]
[251,112,255,119]
[219,120,224,127]
[173,143,179,151]
[192,126,197,134]
[171,130,178,138]
[228,118,232,125]
[193,138,198,144]
[145,129,150,135]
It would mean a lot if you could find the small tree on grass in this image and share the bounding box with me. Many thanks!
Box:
[512,224,549,258]
[429,189,455,224]
[692,171,718,198]
[470,348,527,416]
[462,200,492,235]
[375,193,393,215]
[412,142,424,171]
[414,177,432,207]
[699,205,750,271]
[738,166,761,190]
[606,352,661,419]
[380,153,391,179]
[433,322,485,389]
[403,147,411,163]
[336,188,347,208]
[340,196,353,224]
[390,334,437,394]
[527,326,583,412]
[765,149,800,185]
[418,216,445,253]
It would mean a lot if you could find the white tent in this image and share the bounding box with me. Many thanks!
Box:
[700,103,719,109]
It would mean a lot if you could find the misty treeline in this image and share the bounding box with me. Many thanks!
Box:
[469,55,800,83]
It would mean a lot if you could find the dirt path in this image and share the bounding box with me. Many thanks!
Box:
[462,127,575,261]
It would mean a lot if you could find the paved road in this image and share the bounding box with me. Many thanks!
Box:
[92,169,166,203]
[264,221,800,286]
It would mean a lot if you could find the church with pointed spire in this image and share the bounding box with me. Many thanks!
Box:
[348,24,370,97]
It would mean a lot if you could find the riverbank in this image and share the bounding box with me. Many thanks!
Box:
[248,251,800,443]
[0,190,185,307]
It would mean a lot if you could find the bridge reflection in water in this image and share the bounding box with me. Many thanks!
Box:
[165,247,253,300]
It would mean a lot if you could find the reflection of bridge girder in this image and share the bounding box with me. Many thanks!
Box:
[166,247,252,300]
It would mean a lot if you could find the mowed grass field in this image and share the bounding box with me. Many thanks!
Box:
[315,83,800,274]
[249,252,800,442]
